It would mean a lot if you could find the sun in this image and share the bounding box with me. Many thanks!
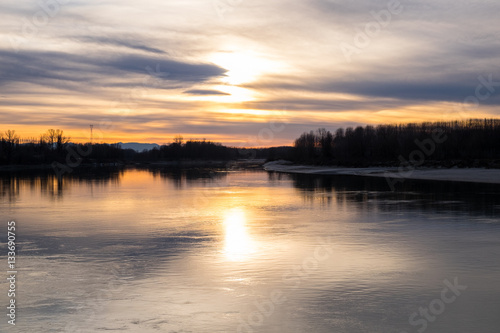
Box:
[210,51,278,85]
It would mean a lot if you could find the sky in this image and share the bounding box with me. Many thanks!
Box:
[1,0,500,146]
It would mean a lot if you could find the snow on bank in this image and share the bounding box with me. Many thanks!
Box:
[263,160,500,185]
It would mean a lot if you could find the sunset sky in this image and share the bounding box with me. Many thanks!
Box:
[2,0,500,146]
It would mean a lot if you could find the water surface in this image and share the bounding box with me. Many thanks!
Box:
[1,167,500,332]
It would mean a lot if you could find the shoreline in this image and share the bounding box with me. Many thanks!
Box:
[263,160,500,185]
[0,159,267,173]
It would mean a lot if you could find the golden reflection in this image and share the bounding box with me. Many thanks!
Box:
[223,208,255,261]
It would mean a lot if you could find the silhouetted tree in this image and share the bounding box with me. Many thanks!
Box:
[317,128,333,159]
[0,130,20,163]
[44,129,70,152]
[292,119,500,167]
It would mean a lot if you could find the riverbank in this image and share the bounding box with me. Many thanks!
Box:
[0,159,267,173]
[264,160,500,185]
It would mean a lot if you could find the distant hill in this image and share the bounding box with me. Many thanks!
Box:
[118,142,160,152]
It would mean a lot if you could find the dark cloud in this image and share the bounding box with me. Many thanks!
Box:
[314,80,478,103]
[102,55,226,82]
[76,36,167,54]
[244,64,500,106]
[243,97,409,112]
[183,89,230,96]
[0,49,226,91]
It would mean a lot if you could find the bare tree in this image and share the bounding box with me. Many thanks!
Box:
[4,130,20,145]
[317,128,333,158]
[44,129,70,151]
[1,130,20,162]
[173,135,183,145]
[55,129,70,151]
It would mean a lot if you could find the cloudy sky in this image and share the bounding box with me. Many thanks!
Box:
[1,0,500,146]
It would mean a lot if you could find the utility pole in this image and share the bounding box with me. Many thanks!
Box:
[90,124,94,144]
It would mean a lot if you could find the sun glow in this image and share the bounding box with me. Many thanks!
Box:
[212,85,255,102]
[211,51,279,85]
[223,208,255,261]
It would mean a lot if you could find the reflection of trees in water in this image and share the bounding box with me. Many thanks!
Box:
[146,167,228,189]
[0,167,229,201]
[269,172,500,217]
[0,177,20,202]
[0,167,123,201]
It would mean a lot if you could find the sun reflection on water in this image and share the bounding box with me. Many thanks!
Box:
[223,208,255,261]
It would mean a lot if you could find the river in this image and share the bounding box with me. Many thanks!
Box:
[1,167,500,332]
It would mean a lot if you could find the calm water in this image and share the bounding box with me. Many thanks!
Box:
[1,167,500,332]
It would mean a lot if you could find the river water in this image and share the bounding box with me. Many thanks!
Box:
[1,167,500,332]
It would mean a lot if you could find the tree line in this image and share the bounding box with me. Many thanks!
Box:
[0,129,74,165]
[4,119,498,168]
[0,129,292,166]
[293,119,500,167]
